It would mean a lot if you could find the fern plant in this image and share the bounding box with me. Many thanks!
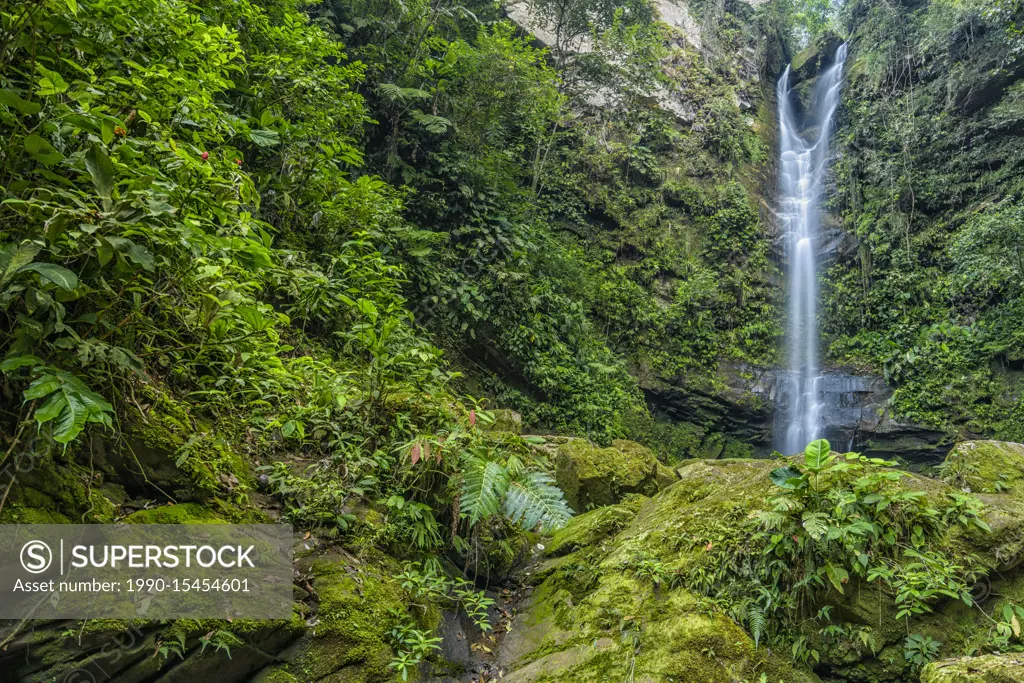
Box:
[401,407,573,539]
[459,454,572,533]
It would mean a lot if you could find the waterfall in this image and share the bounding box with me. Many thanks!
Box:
[775,44,848,456]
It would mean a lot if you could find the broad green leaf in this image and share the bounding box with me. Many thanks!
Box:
[825,563,849,594]
[146,198,177,216]
[64,0,78,15]
[105,237,154,271]
[0,242,42,287]
[100,118,115,145]
[24,375,61,401]
[804,439,832,469]
[24,134,63,166]
[0,89,42,116]
[36,65,68,96]
[85,143,115,201]
[53,392,89,444]
[33,392,66,425]
[801,512,829,540]
[74,387,114,416]
[21,262,78,291]
[45,213,73,243]
[769,465,806,489]
[248,129,280,147]
[96,238,115,266]
[0,355,43,372]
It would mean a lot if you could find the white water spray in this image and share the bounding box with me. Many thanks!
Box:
[776,44,847,455]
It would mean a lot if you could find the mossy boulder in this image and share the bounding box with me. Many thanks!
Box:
[511,443,1024,682]
[0,454,120,524]
[250,669,301,683]
[553,439,667,511]
[789,32,845,86]
[545,500,642,557]
[498,479,820,683]
[921,654,1024,682]
[281,549,422,681]
[942,441,1024,571]
[944,441,1024,495]
[447,517,531,585]
[0,617,305,681]
[117,385,255,500]
[486,409,523,434]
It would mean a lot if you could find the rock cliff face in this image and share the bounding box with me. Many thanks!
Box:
[505,0,775,122]
[501,0,983,463]
[820,0,1024,442]
[637,0,1024,461]
[644,362,953,463]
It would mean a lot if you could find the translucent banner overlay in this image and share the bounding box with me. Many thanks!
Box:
[0,524,293,619]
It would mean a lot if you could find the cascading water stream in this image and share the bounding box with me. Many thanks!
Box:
[776,44,847,455]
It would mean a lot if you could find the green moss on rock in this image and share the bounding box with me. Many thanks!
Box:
[511,443,1024,682]
[487,409,523,434]
[288,551,411,681]
[251,668,300,683]
[123,503,225,524]
[502,557,819,683]
[0,505,73,524]
[0,455,119,524]
[944,441,1024,496]
[941,441,1024,571]
[124,387,254,499]
[921,654,1024,682]
[554,438,664,511]
[546,504,639,557]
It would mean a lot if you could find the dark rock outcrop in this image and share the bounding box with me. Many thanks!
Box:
[644,362,953,463]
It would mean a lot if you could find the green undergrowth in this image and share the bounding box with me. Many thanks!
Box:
[0,0,585,678]
[823,0,1024,437]
[529,439,1024,679]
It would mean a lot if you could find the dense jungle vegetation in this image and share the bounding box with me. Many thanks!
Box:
[826,0,1024,437]
[2,0,1024,680]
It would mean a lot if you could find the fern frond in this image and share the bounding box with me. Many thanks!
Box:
[504,471,573,533]
[411,110,453,134]
[505,453,525,477]
[771,495,802,512]
[747,603,766,648]
[460,458,509,525]
[754,510,787,530]
[375,83,431,102]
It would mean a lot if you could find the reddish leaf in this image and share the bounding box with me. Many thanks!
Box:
[423,442,431,462]
[469,410,476,426]
[435,446,442,464]
[410,443,421,464]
